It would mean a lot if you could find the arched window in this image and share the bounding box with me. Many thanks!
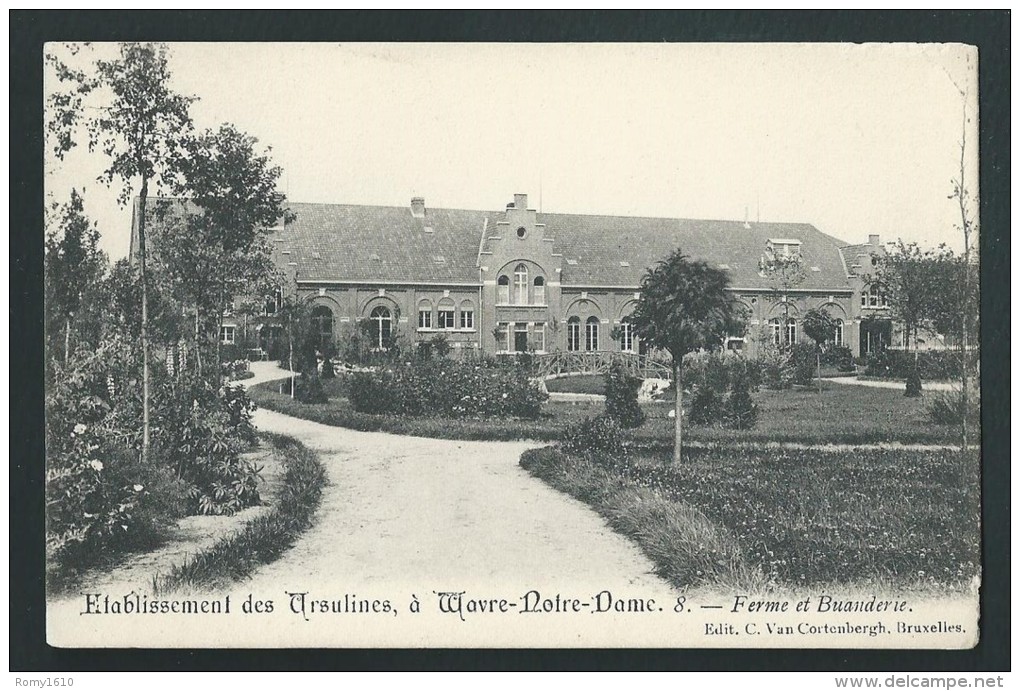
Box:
[369,306,392,349]
[311,306,334,351]
[769,318,782,346]
[417,300,433,330]
[585,316,600,351]
[619,317,635,353]
[786,317,797,345]
[497,275,510,304]
[514,264,529,304]
[533,275,546,305]
[834,318,844,346]
[567,316,581,352]
[437,298,455,330]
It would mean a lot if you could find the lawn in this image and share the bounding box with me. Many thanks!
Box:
[250,377,964,446]
[545,374,606,395]
[520,445,980,590]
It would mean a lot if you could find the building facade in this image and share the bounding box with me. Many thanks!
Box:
[135,193,904,359]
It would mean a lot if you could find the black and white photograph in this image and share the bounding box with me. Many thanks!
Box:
[34,37,993,652]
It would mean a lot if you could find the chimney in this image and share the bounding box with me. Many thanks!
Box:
[513,193,528,210]
[410,196,426,219]
[869,234,880,246]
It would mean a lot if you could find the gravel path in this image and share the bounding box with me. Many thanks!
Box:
[239,406,671,595]
[826,376,958,391]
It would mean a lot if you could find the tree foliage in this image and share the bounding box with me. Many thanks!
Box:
[630,250,736,461]
[45,189,107,366]
[801,308,836,348]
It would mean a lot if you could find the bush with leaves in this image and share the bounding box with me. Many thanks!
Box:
[561,415,626,461]
[153,375,263,515]
[821,345,855,373]
[604,361,646,428]
[45,343,190,573]
[789,343,819,386]
[926,388,980,426]
[684,350,761,394]
[755,337,795,390]
[723,371,758,429]
[689,385,725,426]
[905,367,922,398]
[295,372,329,404]
[347,359,547,419]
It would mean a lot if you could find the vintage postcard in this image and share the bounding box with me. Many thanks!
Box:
[43,41,981,649]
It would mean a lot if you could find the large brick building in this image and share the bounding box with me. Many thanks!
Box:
[135,193,904,359]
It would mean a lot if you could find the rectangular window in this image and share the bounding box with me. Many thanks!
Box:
[620,322,634,352]
[534,282,545,305]
[567,321,580,352]
[438,309,455,330]
[220,326,235,345]
[534,324,545,353]
[418,309,432,329]
[497,282,510,304]
[460,310,474,330]
[586,320,599,351]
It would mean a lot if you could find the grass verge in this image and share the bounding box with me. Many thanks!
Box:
[522,445,980,590]
[545,374,606,395]
[152,433,326,594]
[520,447,765,591]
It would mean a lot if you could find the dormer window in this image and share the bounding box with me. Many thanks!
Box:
[766,238,803,258]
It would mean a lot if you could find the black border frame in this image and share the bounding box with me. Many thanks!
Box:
[10,10,1010,672]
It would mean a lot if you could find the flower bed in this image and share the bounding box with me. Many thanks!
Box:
[347,359,548,419]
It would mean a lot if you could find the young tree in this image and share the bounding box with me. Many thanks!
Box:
[44,189,107,366]
[759,251,807,346]
[801,307,836,349]
[156,123,289,382]
[631,250,736,462]
[48,42,195,461]
[872,240,938,351]
[801,307,836,393]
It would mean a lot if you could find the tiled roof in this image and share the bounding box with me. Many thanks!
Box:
[135,199,854,291]
[529,212,851,290]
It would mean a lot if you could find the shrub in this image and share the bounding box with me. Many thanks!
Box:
[560,415,626,461]
[756,340,794,390]
[790,343,818,386]
[864,349,979,381]
[684,350,761,394]
[320,352,336,380]
[723,372,758,429]
[347,359,547,419]
[689,385,724,426]
[295,372,328,404]
[905,367,922,397]
[926,388,980,426]
[604,361,645,428]
[416,339,433,361]
[822,345,855,373]
[431,334,451,359]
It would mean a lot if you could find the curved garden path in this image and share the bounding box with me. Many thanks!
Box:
[240,362,671,594]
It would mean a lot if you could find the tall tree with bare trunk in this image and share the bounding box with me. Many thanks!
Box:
[47,43,195,461]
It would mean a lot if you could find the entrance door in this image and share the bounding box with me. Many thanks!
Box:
[514,324,528,353]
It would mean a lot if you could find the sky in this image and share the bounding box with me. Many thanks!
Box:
[44,42,979,260]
